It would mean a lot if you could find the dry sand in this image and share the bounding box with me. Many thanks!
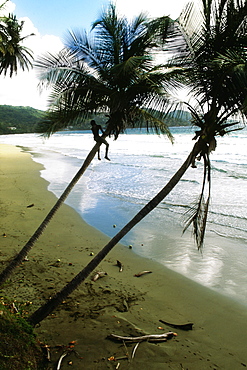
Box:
[0,143,247,370]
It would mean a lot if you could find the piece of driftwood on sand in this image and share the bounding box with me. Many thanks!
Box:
[116,260,123,272]
[159,319,194,331]
[134,271,152,277]
[131,342,140,359]
[57,351,68,370]
[108,331,176,343]
[92,271,108,282]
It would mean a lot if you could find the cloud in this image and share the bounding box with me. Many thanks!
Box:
[0,0,188,110]
[2,0,16,14]
[0,5,63,110]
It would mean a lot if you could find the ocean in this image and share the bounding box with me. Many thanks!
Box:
[1,126,247,305]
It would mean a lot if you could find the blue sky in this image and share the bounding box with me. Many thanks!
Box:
[13,0,110,39]
[0,0,188,109]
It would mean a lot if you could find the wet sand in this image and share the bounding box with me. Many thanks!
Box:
[1,143,247,369]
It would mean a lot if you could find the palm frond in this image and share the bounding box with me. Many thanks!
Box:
[35,4,178,140]
[173,0,247,134]
[0,13,33,76]
[137,108,175,142]
[183,153,211,250]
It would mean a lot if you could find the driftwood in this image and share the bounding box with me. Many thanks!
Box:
[108,331,176,343]
[116,260,123,272]
[131,342,140,358]
[57,351,68,370]
[159,319,194,331]
[41,344,51,362]
[134,271,152,277]
[27,203,34,208]
[11,302,18,314]
[92,271,107,282]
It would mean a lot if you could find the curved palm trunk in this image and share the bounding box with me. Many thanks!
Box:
[27,140,203,327]
[0,129,111,286]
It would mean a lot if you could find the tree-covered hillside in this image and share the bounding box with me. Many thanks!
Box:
[163,110,192,127]
[0,105,192,135]
[0,105,45,134]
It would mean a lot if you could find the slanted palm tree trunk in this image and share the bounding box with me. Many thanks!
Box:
[27,138,203,327]
[0,128,112,286]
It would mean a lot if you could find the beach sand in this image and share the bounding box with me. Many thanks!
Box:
[1,143,247,370]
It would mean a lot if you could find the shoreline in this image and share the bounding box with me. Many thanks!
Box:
[1,143,247,369]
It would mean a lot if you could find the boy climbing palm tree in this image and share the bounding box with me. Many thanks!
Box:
[90,120,110,160]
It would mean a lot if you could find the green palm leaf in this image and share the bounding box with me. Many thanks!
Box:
[0,12,33,76]
[172,0,247,248]
[36,5,177,139]
[183,153,211,250]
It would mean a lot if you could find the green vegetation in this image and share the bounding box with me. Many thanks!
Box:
[163,110,192,127]
[60,110,192,132]
[0,105,45,134]
[0,1,33,78]
[0,106,191,136]
[0,300,46,370]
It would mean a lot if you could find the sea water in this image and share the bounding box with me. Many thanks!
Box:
[1,127,247,305]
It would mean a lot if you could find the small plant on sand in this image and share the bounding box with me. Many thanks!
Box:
[0,300,46,369]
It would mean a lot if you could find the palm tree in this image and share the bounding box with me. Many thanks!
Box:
[0,5,178,285]
[175,0,247,245]
[27,0,247,326]
[0,1,33,76]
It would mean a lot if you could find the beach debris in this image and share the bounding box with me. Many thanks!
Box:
[108,356,115,361]
[159,319,194,331]
[10,302,18,314]
[108,355,128,361]
[89,252,94,256]
[26,203,34,208]
[116,260,123,272]
[39,340,82,367]
[57,351,68,370]
[92,271,108,282]
[40,344,51,362]
[25,301,32,306]
[2,233,7,237]
[131,342,140,359]
[108,331,177,343]
[116,362,121,369]
[134,271,152,277]
[49,259,61,268]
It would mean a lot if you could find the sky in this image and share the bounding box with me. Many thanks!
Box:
[0,0,188,110]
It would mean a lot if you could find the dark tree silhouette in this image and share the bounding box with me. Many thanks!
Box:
[0,5,177,285]
[0,1,33,76]
[28,0,247,326]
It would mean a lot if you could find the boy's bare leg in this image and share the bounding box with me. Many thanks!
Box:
[105,143,110,160]
[97,149,101,160]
